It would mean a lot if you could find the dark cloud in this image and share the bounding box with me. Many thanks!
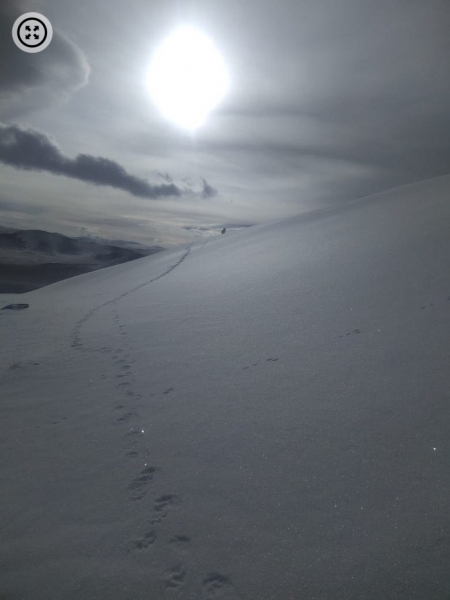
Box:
[201,178,218,199]
[183,226,212,231]
[0,0,90,118]
[0,123,181,199]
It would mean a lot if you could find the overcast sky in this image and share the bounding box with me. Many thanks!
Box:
[1,0,449,246]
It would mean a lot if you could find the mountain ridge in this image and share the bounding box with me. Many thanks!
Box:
[0,227,164,293]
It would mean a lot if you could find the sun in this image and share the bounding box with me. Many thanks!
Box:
[147,26,230,131]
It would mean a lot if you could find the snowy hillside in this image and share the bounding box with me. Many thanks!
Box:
[1,175,450,599]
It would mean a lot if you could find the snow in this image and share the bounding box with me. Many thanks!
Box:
[1,175,450,599]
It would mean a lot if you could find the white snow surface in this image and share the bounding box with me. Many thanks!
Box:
[1,175,450,599]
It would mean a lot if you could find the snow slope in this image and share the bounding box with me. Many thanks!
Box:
[1,175,450,599]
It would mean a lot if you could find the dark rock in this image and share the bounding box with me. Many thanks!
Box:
[2,303,29,310]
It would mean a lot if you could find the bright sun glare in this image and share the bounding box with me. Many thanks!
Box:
[147,27,230,131]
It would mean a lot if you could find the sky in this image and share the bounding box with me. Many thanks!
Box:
[1,0,449,247]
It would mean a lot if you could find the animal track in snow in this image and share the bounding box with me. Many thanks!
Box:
[202,572,240,598]
[170,534,191,544]
[129,530,157,550]
[117,412,133,423]
[164,563,186,589]
[128,465,158,501]
[155,494,181,512]
[420,303,434,310]
[150,494,181,524]
[49,416,67,425]
[243,358,278,369]
[338,328,361,338]
[97,347,112,354]
[242,363,258,370]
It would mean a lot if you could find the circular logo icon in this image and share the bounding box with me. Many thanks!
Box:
[12,12,53,53]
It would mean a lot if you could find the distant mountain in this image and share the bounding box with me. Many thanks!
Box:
[76,235,165,254]
[0,228,164,293]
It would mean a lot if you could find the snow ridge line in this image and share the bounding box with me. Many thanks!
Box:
[70,244,193,349]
